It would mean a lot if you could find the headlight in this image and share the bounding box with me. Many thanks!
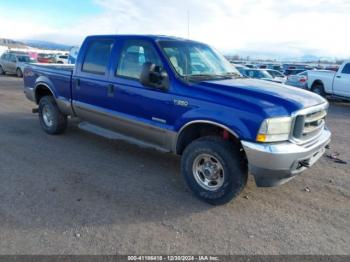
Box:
[256,117,292,142]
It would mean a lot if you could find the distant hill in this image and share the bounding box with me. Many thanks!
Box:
[0,38,28,49]
[21,40,73,51]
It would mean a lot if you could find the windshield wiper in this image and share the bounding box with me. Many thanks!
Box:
[225,72,245,78]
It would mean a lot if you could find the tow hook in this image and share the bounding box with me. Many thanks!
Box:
[299,160,311,168]
[32,108,39,114]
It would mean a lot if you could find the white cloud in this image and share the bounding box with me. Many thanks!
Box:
[1,0,349,58]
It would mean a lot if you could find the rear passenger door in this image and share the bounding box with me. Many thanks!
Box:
[72,39,116,123]
[333,63,350,97]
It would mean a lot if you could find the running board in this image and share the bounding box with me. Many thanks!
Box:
[78,122,169,153]
[326,95,350,102]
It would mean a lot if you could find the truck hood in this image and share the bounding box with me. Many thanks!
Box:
[197,78,326,116]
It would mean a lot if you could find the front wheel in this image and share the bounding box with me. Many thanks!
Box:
[39,96,67,135]
[181,136,247,205]
[16,68,23,78]
[0,65,5,75]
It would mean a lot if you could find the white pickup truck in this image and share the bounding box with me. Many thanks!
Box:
[308,60,350,100]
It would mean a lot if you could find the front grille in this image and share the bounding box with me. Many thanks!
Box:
[293,107,327,143]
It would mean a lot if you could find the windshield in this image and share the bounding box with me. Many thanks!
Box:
[17,56,31,62]
[159,41,241,80]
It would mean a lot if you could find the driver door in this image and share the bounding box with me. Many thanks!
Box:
[108,39,173,149]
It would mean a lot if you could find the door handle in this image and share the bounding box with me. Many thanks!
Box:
[107,84,114,97]
[76,78,81,90]
[336,75,342,78]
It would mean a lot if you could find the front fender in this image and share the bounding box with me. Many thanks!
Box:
[174,107,261,141]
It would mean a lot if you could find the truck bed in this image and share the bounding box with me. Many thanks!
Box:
[308,70,336,93]
[23,63,75,106]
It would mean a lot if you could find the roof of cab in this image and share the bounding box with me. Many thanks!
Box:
[84,34,200,43]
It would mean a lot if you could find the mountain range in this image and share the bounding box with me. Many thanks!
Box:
[21,40,73,51]
[0,38,73,51]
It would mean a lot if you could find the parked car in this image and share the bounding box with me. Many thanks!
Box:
[37,53,55,63]
[242,69,283,83]
[284,69,306,76]
[231,64,249,75]
[324,66,339,72]
[267,64,283,72]
[282,64,309,71]
[265,69,286,83]
[260,64,283,72]
[54,54,69,64]
[285,71,308,89]
[68,46,80,64]
[0,52,34,77]
[244,64,256,69]
[308,60,350,100]
[23,35,330,205]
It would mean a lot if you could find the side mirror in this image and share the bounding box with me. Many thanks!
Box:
[140,62,169,90]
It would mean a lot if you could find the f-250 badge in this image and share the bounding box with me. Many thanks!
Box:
[174,99,189,107]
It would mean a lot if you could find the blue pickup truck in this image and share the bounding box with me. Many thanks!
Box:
[23,35,331,205]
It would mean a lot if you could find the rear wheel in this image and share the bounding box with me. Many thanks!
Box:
[38,96,67,135]
[181,136,247,205]
[0,65,5,75]
[312,84,326,97]
[16,68,23,78]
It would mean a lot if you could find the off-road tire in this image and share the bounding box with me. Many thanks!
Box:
[38,96,67,135]
[181,136,247,205]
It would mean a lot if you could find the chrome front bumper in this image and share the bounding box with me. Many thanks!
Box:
[242,129,331,187]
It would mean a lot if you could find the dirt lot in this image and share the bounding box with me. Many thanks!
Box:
[0,75,349,255]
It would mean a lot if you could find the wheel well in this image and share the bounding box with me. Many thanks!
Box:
[311,80,324,90]
[176,123,241,155]
[35,85,53,104]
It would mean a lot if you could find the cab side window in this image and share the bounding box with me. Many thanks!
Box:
[117,40,163,80]
[82,40,114,75]
[341,63,350,74]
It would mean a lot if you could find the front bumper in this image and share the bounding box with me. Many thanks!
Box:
[242,129,331,187]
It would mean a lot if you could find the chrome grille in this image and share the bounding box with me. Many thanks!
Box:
[293,105,327,143]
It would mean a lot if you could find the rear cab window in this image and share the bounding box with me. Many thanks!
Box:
[82,40,114,75]
[341,63,350,74]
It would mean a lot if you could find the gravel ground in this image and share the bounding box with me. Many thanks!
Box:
[0,75,349,255]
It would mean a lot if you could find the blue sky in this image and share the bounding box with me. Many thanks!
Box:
[0,0,349,58]
[0,0,102,27]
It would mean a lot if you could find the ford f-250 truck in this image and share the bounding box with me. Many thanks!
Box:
[308,60,350,100]
[23,35,331,205]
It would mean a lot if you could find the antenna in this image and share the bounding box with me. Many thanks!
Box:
[187,10,190,38]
